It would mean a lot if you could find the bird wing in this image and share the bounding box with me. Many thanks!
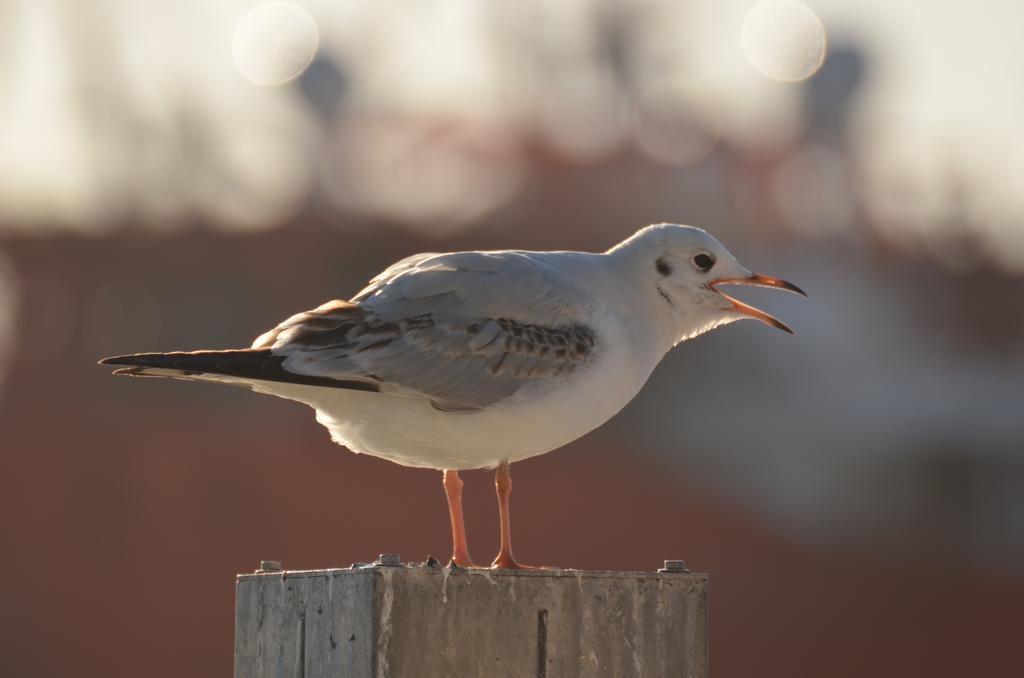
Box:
[252,250,599,411]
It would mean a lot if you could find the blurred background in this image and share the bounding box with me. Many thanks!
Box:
[1,0,1022,676]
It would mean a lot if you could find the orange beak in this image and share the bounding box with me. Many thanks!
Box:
[708,274,807,334]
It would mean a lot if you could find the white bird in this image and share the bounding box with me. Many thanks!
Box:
[100,224,804,569]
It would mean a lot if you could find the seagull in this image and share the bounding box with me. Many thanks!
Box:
[100,224,804,569]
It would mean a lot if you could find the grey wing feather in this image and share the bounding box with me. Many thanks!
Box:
[254,250,598,411]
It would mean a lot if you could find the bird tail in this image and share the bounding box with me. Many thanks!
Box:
[98,349,379,392]
[100,349,278,380]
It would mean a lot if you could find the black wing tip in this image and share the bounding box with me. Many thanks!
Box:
[98,352,171,369]
[98,349,253,367]
[97,349,382,393]
[98,353,153,367]
[98,355,141,366]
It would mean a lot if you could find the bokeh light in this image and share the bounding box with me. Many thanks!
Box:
[741,0,827,82]
[232,2,319,86]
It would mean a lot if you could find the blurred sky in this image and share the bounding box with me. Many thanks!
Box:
[2,0,1024,267]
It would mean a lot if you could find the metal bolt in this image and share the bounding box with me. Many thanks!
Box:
[658,559,689,573]
[377,554,401,567]
[257,560,282,573]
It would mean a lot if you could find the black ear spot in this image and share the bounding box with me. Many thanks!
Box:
[655,256,672,276]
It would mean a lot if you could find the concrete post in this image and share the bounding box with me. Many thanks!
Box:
[235,559,708,678]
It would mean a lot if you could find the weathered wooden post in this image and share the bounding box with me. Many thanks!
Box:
[234,557,708,677]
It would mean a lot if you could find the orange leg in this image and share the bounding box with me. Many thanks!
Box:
[442,470,475,567]
[490,461,539,569]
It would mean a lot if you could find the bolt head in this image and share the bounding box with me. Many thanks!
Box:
[377,554,401,567]
[257,560,282,573]
[658,559,689,573]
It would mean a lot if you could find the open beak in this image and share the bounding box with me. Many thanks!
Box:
[708,274,807,334]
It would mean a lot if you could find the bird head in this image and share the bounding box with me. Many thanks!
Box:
[613,224,806,345]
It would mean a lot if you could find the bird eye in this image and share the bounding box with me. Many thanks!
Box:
[655,256,672,276]
[693,253,714,272]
